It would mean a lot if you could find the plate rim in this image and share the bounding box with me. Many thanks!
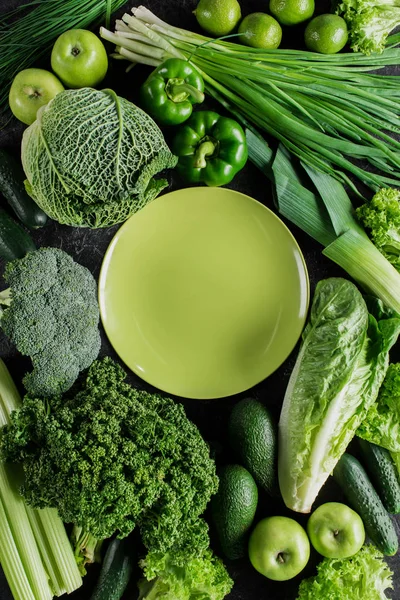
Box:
[98,186,310,399]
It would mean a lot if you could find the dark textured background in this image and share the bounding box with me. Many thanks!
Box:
[0,0,399,598]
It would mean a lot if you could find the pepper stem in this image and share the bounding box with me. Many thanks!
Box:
[194,140,217,169]
[167,82,205,104]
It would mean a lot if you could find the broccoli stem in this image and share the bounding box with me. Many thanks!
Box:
[70,525,104,575]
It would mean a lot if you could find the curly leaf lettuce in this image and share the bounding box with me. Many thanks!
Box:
[21,88,177,228]
[138,550,233,600]
[337,0,400,54]
[297,545,393,600]
[357,363,400,451]
[278,278,400,513]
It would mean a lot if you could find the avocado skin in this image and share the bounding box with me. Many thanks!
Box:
[228,398,278,496]
[211,464,258,560]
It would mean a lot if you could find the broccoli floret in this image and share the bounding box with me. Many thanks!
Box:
[1,358,219,559]
[0,247,101,397]
[356,188,400,270]
[337,0,400,54]
[138,549,233,600]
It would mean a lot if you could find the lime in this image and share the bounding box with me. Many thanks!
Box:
[238,13,282,49]
[194,0,241,37]
[269,0,314,26]
[305,14,348,54]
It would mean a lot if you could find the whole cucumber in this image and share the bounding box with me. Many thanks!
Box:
[90,538,134,600]
[333,453,398,556]
[0,209,36,261]
[358,439,400,515]
[0,149,47,228]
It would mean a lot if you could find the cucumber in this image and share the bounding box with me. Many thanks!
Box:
[333,453,398,556]
[0,149,47,228]
[358,439,400,515]
[90,538,134,600]
[0,209,36,261]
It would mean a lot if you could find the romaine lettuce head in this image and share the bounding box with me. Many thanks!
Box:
[278,278,400,513]
[21,88,177,228]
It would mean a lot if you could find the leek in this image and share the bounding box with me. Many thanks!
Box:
[0,359,82,598]
[102,6,400,192]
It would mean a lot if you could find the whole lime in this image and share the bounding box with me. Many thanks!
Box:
[238,13,282,49]
[305,14,348,54]
[194,0,241,37]
[269,0,314,26]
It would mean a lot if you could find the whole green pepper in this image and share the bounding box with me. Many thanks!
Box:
[140,58,205,126]
[171,111,248,187]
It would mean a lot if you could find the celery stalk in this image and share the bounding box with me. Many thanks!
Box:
[0,463,52,600]
[0,493,35,600]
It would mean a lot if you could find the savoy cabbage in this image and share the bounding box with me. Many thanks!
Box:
[21,88,177,228]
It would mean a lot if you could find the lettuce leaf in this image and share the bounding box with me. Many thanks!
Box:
[357,363,400,452]
[297,545,393,600]
[278,278,400,513]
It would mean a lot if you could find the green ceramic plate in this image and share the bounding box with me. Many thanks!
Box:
[99,187,309,399]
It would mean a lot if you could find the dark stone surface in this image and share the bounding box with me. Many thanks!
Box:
[0,0,399,598]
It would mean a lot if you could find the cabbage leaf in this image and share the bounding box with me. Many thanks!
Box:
[21,88,177,228]
[297,545,393,600]
[278,278,400,513]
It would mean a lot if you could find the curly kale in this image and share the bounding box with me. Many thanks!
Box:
[0,247,101,396]
[337,0,400,54]
[356,188,400,271]
[138,549,233,600]
[1,358,218,559]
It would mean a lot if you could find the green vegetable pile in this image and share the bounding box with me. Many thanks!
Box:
[1,357,218,561]
[21,88,178,228]
[0,247,100,397]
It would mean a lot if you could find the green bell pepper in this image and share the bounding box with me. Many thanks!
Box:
[140,58,205,126]
[171,111,248,187]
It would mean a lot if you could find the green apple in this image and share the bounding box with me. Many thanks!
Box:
[248,516,310,581]
[307,502,365,559]
[9,68,64,125]
[51,29,108,89]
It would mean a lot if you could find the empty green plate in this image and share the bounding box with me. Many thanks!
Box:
[99,187,309,399]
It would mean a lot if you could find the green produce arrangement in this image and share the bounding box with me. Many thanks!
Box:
[1,0,400,599]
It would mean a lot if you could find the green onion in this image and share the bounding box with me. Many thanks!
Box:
[272,146,400,314]
[101,6,400,191]
[0,359,82,598]
[0,0,129,117]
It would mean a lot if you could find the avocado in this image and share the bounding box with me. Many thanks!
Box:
[228,398,278,496]
[211,464,258,560]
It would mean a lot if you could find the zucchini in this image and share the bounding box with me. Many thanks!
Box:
[90,538,134,600]
[333,453,398,556]
[0,149,47,228]
[358,439,400,515]
[0,209,36,261]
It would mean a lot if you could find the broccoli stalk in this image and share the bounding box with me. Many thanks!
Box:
[356,188,400,271]
[70,525,103,576]
[0,247,101,397]
[337,0,400,53]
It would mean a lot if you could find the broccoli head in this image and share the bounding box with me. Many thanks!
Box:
[138,549,233,600]
[1,358,219,559]
[356,188,400,271]
[0,247,101,396]
[337,0,400,54]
